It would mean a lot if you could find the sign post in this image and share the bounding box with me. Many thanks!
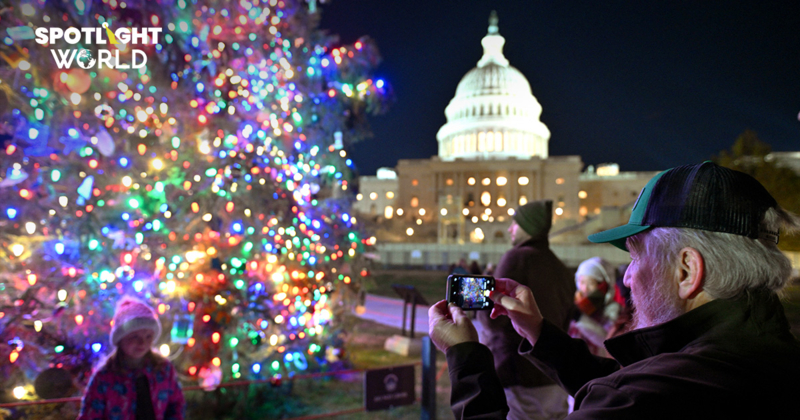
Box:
[421,336,437,420]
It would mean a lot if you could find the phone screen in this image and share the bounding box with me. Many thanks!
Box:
[448,275,495,310]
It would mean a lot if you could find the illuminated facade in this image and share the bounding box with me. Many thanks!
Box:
[355,13,654,247]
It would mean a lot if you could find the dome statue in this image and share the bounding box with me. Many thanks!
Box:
[437,11,551,161]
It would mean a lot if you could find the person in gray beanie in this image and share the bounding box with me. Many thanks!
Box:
[474,199,576,420]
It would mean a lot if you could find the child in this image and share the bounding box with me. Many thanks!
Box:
[78,296,185,420]
[568,257,621,358]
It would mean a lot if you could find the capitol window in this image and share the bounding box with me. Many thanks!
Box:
[446,178,454,186]
[356,194,363,201]
[411,179,419,186]
[481,192,491,206]
[518,176,529,185]
[369,192,378,200]
[578,190,587,199]
[471,228,485,243]
[496,176,507,186]
[410,196,419,208]
[386,191,395,199]
[556,178,565,185]
[468,177,476,185]
[482,177,491,186]
[384,206,394,219]
[519,195,527,206]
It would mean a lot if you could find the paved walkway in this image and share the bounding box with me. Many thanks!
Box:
[355,294,492,338]
[356,294,431,335]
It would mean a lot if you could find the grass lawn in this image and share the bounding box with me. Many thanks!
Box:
[184,314,455,420]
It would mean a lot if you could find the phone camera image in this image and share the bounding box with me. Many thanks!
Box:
[448,275,494,310]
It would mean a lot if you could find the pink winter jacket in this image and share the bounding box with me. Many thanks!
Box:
[78,357,185,420]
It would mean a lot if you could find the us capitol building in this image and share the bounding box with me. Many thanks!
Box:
[353,13,659,266]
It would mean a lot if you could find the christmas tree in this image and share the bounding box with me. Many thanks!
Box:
[0,0,388,404]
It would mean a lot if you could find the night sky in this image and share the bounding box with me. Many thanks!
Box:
[318,1,800,175]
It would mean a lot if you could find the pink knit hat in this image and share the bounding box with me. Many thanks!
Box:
[110,297,162,347]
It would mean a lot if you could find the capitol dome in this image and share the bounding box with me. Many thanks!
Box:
[437,12,551,161]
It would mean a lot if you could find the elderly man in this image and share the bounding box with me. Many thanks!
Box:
[429,162,800,418]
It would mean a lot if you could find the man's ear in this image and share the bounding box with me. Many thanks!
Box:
[677,247,704,300]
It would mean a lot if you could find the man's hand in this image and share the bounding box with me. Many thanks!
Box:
[489,278,545,345]
[428,300,479,353]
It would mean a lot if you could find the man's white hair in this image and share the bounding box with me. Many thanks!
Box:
[628,207,800,299]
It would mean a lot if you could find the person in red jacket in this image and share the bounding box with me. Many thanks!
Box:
[79,296,185,420]
[430,162,800,419]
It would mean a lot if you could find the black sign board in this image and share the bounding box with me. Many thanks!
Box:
[364,364,416,411]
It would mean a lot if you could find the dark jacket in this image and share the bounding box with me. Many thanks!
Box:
[474,236,575,388]
[448,289,800,419]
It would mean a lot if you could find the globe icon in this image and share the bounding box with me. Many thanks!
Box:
[76,49,96,69]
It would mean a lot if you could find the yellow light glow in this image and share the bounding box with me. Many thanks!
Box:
[481,192,492,206]
[152,159,163,170]
[160,344,171,357]
[185,251,205,263]
[13,386,26,399]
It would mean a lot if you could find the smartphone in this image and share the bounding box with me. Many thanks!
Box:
[446,275,495,310]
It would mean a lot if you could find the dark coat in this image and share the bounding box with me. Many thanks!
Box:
[474,236,576,388]
[448,289,800,419]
